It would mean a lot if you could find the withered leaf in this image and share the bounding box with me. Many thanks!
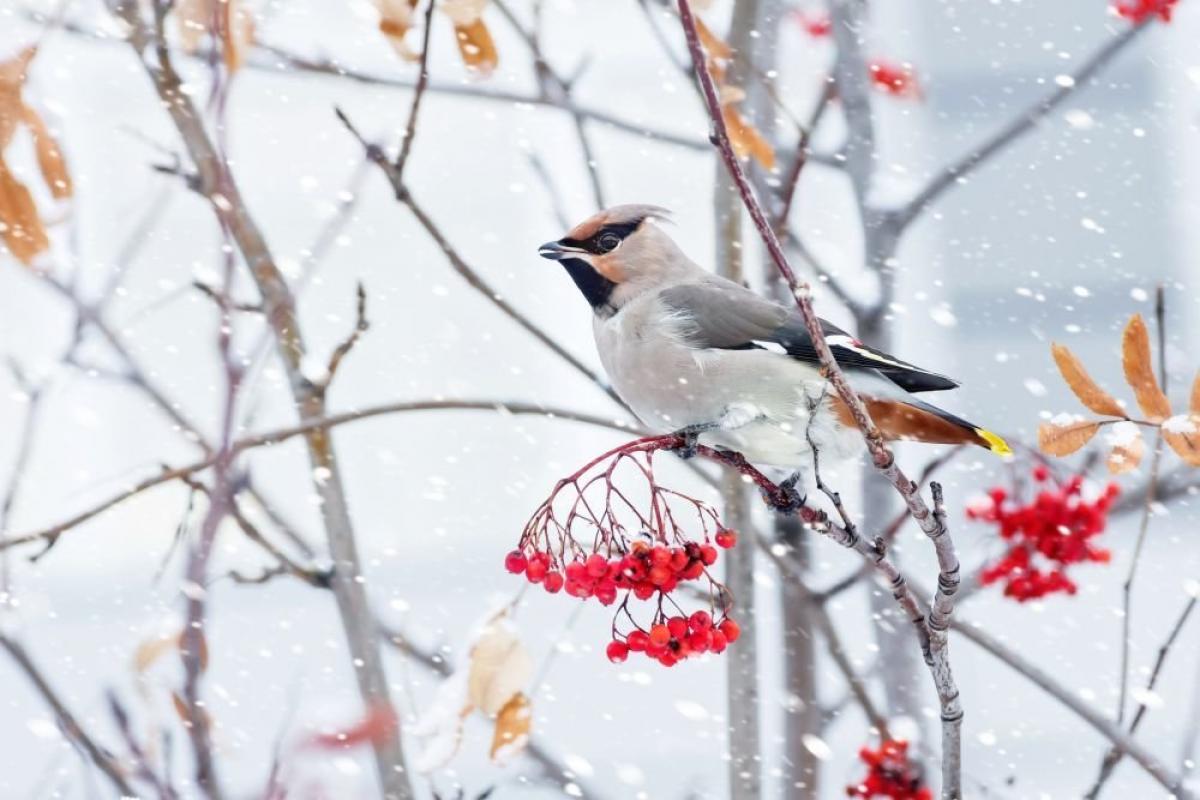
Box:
[170,691,212,731]
[441,0,488,25]
[0,46,37,150]
[1191,370,1200,416]
[1121,314,1171,422]
[1106,424,1144,475]
[375,0,420,60]
[133,629,208,673]
[1051,343,1124,418]
[0,157,49,265]
[454,19,498,75]
[467,619,531,716]
[696,18,734,60]
[1162,415,1200,466]
[20,106,71,199]
[1038,418,1101,457]
[174,0,254,71]
[723,106,775,171]
[489,692,531,764]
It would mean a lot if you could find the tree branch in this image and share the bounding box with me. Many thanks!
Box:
[893,19,1152,228]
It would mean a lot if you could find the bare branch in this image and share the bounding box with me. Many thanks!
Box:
[893,20,1152,228]
[0,636,137,797]
[321,282,369,389]
[1085,593,1198,797]
[391,0,437,184]
[0,399,645,554]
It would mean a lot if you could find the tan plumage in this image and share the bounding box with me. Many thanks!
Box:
[538,205,1010,469]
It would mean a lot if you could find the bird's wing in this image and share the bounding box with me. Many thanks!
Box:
[658,282,959,393]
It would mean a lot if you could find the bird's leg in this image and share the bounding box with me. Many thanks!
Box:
[774,470,806,514]
[668,422,717,460]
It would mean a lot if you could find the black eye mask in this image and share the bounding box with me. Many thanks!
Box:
[559,220,642,256]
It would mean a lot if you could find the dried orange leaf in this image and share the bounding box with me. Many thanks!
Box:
[1163,415,1200,466]
[1191,370,1200,416]
[0,157,49,265]
[454,19,498,75]
[723,106,775,171]
[175,0,210,53]
[376,0,420,59]
[1121,314,1171,422]
[1050,343,1124,417]
[219,1,256,72]
[1,46,37,151]
[171,691,212,730]
[696,18,734,60]
[21,105,71,199]
[489,692,531,763]
[467,619,531,716]
[1037,418,1101,457]
[1106,423,1144,475]
[133,632,177,673]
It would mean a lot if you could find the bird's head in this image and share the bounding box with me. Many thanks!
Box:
[538,204,687,314]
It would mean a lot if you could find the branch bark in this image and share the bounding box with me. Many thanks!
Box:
[112,4,413,795]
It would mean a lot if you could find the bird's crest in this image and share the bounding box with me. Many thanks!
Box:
[566,204,672,241]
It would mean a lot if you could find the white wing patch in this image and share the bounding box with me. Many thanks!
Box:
[827,334,914,371]
[751,339,787,355]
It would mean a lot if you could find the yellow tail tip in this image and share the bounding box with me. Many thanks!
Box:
[976,428,1012,456]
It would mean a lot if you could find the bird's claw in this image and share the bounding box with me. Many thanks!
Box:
[769,472,806,513]
[669,424,714,461]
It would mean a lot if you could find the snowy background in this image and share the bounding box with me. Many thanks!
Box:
[1,0,1199,797]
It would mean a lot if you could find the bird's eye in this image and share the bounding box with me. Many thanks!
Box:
[596,232,622,253]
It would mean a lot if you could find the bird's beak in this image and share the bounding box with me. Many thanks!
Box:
[538,240,576,261]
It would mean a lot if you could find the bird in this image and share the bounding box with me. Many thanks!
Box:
[537,204,1010,474]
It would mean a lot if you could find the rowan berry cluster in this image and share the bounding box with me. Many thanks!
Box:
[968,465,1118,601]
[511,440,741,666]
[846,739,931,800]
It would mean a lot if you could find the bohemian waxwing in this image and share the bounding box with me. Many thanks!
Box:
[538,204,1010,469]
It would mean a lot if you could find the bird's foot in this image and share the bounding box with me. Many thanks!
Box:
[668,423,716,460]
[768,471,807,513]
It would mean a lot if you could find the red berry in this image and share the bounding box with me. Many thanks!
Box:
[710,630,728,653]
[649,546,671,567]
[543,571,564,593]
[649,624,671,647]
[565,560,588,582]
[1032,465,1050,482]
[586,554,608,578]
[688,629,712,653]
[715,529,738,549]
[648,565,672,586]
[633,582,656,601]
[719,619,741,643]
[606,641,629,663]
[699,544,719,566]
[667,616,688,639]
[627,630,650,652]
[681,562,704,580]
[525,557,548,583]
[595,584,617,606]
[670,548,689,572]
[689,611,712,631]
[504,550,528,574]
[658,653,678,667]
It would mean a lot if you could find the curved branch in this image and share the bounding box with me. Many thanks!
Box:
[893,20,1151,228]
[0,400,645,554]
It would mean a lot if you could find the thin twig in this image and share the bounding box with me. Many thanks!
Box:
[391,0,437,183]
[893,19,1152,228]
[1085,594,1199,798]
[0,399,645,554]
[0,636,137,797]
[1116,285,1167,725]
[675,2,964,793]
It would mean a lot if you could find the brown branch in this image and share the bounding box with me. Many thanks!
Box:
[321,282,369,389]
[947,609,1192,797]
[0,635,137,797]
[1116,285,1167,726]
[391,0,436,183]
[0,399,644,554]
[1086,593,1199,798]
[334,109,626,409]
[112,4,414,794]
[893,19,1152,228]
[675,2,964,793]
